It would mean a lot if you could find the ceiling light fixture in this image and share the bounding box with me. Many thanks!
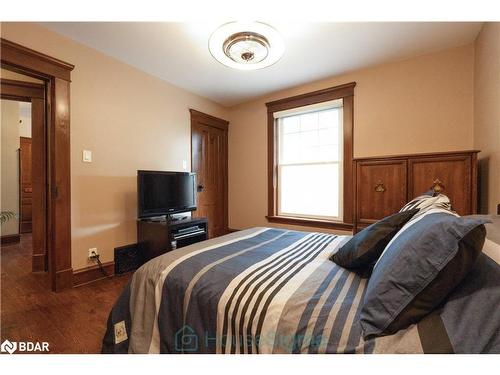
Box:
[209,22,285,71]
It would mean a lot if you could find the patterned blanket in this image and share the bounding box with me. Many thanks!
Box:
[102,222,500,354]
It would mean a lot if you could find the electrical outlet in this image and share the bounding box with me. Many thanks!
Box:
[88,248,99,259]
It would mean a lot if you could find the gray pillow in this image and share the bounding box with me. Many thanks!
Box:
[360,212,489,339]
[330,209,419,275]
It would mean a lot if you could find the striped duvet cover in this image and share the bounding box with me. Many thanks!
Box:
[102,223,500,354]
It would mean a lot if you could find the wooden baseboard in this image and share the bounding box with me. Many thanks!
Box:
[54,268,74,292]
[32,253,46,272]
[73,261,115,287]
[1,234,20,245]
[227,228,240,233]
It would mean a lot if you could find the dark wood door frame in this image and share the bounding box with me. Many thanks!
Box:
[1,38,74,292]
[1,79,46,272]
[189,109,229,235]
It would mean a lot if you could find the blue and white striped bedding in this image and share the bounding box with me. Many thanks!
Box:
[102,221,500,354]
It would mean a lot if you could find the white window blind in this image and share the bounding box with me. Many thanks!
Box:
[275,99,343,220]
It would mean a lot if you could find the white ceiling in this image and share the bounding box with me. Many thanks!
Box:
[41,22,483,106]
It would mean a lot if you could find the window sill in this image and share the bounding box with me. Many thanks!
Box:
[266,215,353,231]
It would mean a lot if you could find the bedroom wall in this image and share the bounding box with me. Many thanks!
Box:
[0,22,229,270]
[473,22,500,215]
[228,44,475,231]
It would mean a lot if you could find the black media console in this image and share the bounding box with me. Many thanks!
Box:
[137,216,208,262]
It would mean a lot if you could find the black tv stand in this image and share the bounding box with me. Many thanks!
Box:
[144,214,189,223]
[137,216,208,262]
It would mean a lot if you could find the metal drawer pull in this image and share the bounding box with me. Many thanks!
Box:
[374,181,386,193]
[431,179,445,194]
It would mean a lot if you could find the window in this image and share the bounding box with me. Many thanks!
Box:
[266,82,355,229]
[276,100,343,220]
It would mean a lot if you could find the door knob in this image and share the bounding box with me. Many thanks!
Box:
[197,184,204,192]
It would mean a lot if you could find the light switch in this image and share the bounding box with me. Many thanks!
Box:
[82,150,92,163]
[182,160,188,170]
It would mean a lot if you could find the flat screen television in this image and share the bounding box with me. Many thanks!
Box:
[137,170,197,218]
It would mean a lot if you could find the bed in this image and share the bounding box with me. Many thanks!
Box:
[102,216,500,354]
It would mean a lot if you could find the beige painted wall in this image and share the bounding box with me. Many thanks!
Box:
[1,100,20,236]
[1,22,229,270]
[228,44,475,231]
[474,23,500,215]
[1,22,489,270]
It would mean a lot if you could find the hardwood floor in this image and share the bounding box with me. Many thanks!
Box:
[1,234,131,353]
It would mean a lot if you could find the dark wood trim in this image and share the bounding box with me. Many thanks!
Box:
[1,38,74,81]
[497,204,500,215]
[353,150,480,161]
[54,269,73,291]
[224,131,229,235]
[470,152,478,215]
[1,234,21,245]
[224,126,228,233]
[267,111,277,217]
[73,261,115,287]
[50,77,73,292]
[190,109,229,235]
[189,109,229,130]
[266,82,356,113]
[266,215,353,231]
[266,82,356,227]
[342,95,354,224]
[32,253,46,271]
[227,228,240,233]
[1,38,74,292]
[31,96,47,272]
[0,78,45,100]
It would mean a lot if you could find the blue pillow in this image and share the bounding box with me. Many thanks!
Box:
[330,209,419,275]
[360,212,488,338]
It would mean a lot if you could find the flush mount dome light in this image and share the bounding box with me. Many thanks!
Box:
[209,22,284,70]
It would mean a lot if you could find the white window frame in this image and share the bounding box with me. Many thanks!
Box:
[274,99,344,222]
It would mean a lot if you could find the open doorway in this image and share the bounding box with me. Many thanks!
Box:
[1,72,48,277]
[1,39,74,292]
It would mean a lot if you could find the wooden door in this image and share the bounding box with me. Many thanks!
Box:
[356,159,407,227]
[408,155,472,215]
[19,136,33,233]
[191,110,228,238]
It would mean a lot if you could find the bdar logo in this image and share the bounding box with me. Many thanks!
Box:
[1,340,17,354]
[0,340,49,354]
